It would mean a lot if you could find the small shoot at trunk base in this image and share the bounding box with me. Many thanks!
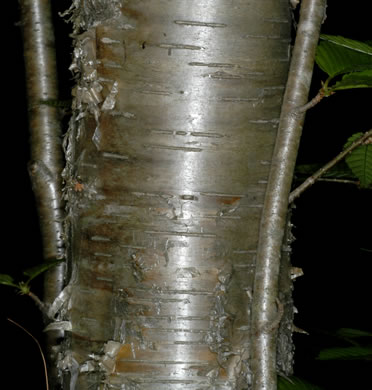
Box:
[7,318,49,390]
[0,259,64,317]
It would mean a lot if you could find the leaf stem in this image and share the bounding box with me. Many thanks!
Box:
[289,129,372,203]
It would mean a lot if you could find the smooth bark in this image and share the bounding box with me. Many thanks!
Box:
[18,0,66,387]
[59,1,292,389]
[250,1,327,390]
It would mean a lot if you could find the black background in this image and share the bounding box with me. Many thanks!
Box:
[1,1,371,388]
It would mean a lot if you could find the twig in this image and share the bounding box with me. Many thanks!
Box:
[293,80,336,116]
[289,129,372,203]
[7,318,49,390]
[316,178,359,185]
[27,291,50,319]
[292,89,325,115]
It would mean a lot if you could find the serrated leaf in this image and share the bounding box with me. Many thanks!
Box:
[343,132,372,188]
[336,328,372,339]
[316,35,372,78]
[278,376,324,390]
[0,274,18,287]
[317,346,372,360]
[23,259,64,283]
[332,69,372,90]
[321,35,372,55]
[344,132,367,147]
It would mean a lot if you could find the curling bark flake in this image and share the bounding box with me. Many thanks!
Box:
[58,1,294,389]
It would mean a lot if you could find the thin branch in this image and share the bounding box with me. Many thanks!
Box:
[289,129,372,203]
[293,89,325,115]
[316,178,359,185]
[293,76,335,115]
[27,291,50,319]
[7,318,49,390]
[250,1,327,390]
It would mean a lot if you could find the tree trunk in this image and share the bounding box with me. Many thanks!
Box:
[56,1,293,389]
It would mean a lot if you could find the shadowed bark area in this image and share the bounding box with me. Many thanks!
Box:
[60,1,292,388]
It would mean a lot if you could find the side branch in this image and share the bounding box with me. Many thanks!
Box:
[19,0,66,304]
[293,89,325,115]
[19,1,66,387]
[28,291,49,318]
[289,129,372,203]
[250,1,327,390]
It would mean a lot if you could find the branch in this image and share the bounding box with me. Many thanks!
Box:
[293,78,335,115]
[316,178,359,185]
[250,1,327,390]
[289,129,372,203]
[293,88,331,115]
[19,0,66,305]
[18,1,66,387]
[27,291,50,319]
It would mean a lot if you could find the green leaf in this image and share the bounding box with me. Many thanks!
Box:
[316,35,372,78]
[23,259,64,283]
[331,69,372,91]
[18,281,31,295]
[317,346,372,360]
[321,35,372,56]
[336,328,372,339]
[0,274,18,288]
[343,132,372,188]
[278,376,324,390]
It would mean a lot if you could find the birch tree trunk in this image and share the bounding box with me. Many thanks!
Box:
[56,1,294,388]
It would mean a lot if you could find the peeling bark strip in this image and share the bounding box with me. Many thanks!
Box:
[19,0,66,387]
[250,1,328,390]
[60,1,292,389]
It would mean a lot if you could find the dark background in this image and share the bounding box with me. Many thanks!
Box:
[1,1,371,388]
